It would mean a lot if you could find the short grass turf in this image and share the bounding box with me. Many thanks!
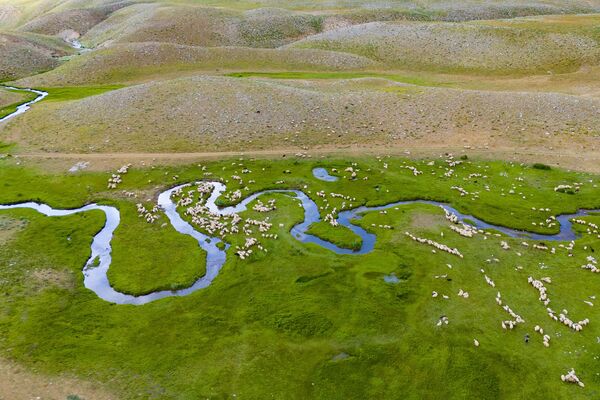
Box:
[306,221,363,251]
[41,85,125,102]
[0,156,600,398]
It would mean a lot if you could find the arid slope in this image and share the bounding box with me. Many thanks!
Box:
[4,76,599,155]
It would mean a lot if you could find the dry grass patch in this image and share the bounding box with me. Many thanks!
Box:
[290,19,600,75]
[409,211,445,230]
[0,31,72,81]
[17,1,130,36]
[14,42,377,86]
[0,215,26,244]
[0,86,26,108]
[0,358,116,400]
[4,76,599,156]
[30,268,74,290]
[83,5,326,48]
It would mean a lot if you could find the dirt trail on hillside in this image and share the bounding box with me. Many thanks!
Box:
[12,144,600,173]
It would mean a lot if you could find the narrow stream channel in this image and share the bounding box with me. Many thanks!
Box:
[0,86,48,123]
[0,91,596,303]
[0,181,597,304]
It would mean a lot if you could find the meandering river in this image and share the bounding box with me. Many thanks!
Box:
[0,90,596,304]
[0,180,597,304]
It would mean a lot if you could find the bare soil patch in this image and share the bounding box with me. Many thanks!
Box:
[0,359,116,400]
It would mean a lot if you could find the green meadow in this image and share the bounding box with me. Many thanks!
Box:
[1,0,600,397]
[0,155,599,399]
[40,85,126,102]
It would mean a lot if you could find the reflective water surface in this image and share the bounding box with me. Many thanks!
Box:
[0,182,595,304]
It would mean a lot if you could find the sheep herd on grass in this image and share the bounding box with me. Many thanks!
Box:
[404,231,463,258]
[136,203,160,223]
[492,288,525,330]
[106,156,599,388]
[528,276,590,332]
[581,255,599,273]
[107,164,131,189]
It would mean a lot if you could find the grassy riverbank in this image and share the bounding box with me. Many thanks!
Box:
[0,88,37,119]
[306,221,363,251]
[0,155,599,399]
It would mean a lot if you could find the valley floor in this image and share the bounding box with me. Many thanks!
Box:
[2,1,600,398]
[0,155,599,399]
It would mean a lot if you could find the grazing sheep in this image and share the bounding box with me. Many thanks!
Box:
[561,369,584,388]
[405,232,463,257]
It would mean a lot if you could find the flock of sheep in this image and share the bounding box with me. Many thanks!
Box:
[104,157,598,389]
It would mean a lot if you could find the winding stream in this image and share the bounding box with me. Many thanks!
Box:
[1,40,90,124]
[0,41,89,124]
[0,181,598,304]
[70,39,83,49]
[0,86,48,123]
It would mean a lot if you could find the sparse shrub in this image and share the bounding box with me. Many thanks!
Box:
[533,163,551,170]
[308,16,324,33]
